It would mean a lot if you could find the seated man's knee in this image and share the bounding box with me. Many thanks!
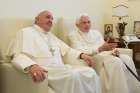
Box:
[110,56,124,67]
[120,54,132,61]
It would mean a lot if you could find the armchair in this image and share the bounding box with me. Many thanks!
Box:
[0,17,58,93]
[0,61,48,93]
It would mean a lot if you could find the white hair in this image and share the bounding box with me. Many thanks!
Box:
[75,13,89,25]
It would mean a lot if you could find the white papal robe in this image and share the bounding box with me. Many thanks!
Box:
[68,29,140,93]
[8,25,101,93]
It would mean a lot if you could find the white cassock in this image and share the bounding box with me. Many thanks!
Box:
[68,29,140,93]
[8,25,101,93]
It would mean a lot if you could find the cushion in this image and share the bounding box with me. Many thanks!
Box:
[0,17,33,62]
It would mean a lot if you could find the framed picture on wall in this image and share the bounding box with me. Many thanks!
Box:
[134,21,140,38]
[134,21,140,34]
[104,24,113,40]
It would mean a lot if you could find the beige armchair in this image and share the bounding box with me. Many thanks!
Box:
[0,17,58,93]
[0,61,48,93]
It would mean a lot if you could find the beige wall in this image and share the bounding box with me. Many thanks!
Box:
[0,0,105,31]
[128,0,140,33]
[0,0,140,47]
[104,0,140,37]
[102,0,129,38]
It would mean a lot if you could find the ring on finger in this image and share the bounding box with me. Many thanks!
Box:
[33,72,37,76]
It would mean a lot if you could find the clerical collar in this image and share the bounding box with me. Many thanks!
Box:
[33,24,49,34]
[78,29,89,36]
[77,29,94,43]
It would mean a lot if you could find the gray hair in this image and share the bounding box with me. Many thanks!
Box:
[35,10,52,24]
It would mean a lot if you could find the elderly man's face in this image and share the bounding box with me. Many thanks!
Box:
[77,16,91,32]
[36,11,53,32]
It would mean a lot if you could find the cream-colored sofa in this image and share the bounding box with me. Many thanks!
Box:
[0,17,133,93]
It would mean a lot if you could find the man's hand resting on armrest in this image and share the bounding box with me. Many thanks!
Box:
[111,48,120,57]
[80,53,96,68]
[28,64,48,83]
[98,39,118,52]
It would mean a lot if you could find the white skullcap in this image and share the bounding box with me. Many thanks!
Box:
[75,13,89,25]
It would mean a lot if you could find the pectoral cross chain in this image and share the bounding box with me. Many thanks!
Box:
[50,48,55,56]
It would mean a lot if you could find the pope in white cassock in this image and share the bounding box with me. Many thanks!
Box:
[68,14,140,93]
[8,10,102,93]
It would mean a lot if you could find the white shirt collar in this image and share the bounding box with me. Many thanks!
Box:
[77,29,90,36]
[33,24,49,34]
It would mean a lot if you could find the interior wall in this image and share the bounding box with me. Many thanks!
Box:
[112,0,140,35]
[128,0,140,33]
[102,0,113,35]
[114,0,129,37]
[0,0,139,42]
[0,0,105,30]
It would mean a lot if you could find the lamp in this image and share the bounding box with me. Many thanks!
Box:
[112,4,128,40]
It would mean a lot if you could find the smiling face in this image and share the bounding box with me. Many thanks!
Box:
[35,11,53,32]
[76,16,91,32]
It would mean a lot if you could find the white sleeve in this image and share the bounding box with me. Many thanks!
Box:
[56,35,82,59]
[12,53,37,73]
[52,34,82,64]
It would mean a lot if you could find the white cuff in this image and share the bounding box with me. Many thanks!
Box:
[12,53,37,73]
